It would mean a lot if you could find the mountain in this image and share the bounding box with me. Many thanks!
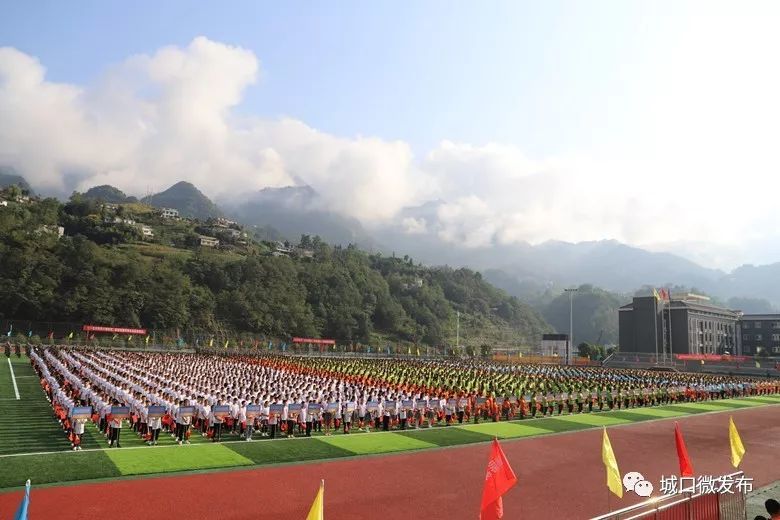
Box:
[142,181,222,220]
[540,284,628,345]
[83,185,137,203]
[227,185,378,248]
[0,167,32,193]
[718,264,780,308]
[375,214,724,296]
[0,193,550,348]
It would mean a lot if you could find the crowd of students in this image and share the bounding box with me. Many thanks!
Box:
[29,347,780,451]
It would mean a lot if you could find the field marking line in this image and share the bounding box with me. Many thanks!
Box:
[0,398,776,460]
[7,358,20,400]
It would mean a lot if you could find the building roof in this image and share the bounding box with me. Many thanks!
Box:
[740,314,780,320]
[620,296,741,318]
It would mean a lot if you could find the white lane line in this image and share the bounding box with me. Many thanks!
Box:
[7,358,20,400]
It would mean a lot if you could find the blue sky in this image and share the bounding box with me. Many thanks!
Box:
[2,1,674,154]
[2,2,780,268]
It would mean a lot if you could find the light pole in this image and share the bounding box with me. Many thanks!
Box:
[564,288,578,365]
[456,311,460,349]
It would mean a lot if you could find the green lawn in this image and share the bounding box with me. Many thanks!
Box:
[1,355,778,491]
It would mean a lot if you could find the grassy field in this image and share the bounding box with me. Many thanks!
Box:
[2,355,778,491]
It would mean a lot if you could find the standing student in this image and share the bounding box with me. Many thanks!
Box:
[209,402,223,442]
[174,400,192,445]
[70,408,87,451]
[342,403,352,434]
[382,400,392,431]
[445,399,455,426]
[305,402,314,437]
[358,400,368,432]
[108,400,123,448]
[399,403,408,430]
[147,406,162,446]
[268,402,278,439]
[322,399,333,436]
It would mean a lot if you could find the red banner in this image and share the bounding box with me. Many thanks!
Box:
[675,354,748,362]
[292,337,335,345]
[82,325,147,335]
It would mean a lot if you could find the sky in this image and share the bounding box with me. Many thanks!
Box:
[2,1,780,269]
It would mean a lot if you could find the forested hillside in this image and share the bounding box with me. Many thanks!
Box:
[0,188,550,349]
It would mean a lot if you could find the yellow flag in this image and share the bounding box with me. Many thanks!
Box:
[407,346,411,355]
[416,346,420,356]
[68,332,74,339]
[306,480,324,520]
[209,338,214,347]
[145,335,150,344]
[601,428,623,498]
[224,340,229,349]
[652,288,660,301]
[700,359,705,365]
[127,335,132,342]
[729,416,745,468]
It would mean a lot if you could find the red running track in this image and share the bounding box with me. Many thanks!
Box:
[1,405,778,520]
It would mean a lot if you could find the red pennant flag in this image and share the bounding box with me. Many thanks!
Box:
[674,422,694,477]
[480,438,518,520]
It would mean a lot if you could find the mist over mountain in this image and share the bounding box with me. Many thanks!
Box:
[0,167,32,192]
[225,185,378,249]
[10,170,780,308]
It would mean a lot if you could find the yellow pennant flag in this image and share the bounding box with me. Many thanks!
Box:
[306,480,324,520]
[416,346,420,356]
[729,416,745,468]
[68,331,74,339]
[601,428,623,498]
[127,335,132,342]
[145,335,150,344]
[224,340,229,349]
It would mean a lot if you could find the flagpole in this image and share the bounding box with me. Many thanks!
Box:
[653,292,659,363]
[667,289,674,363]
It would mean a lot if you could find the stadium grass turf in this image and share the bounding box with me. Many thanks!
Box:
[1,355,778,491]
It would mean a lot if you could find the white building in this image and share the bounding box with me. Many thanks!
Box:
[140,225,154,239]
[199,235,219,247]
[161,208,179,219]
[36,225,64,238]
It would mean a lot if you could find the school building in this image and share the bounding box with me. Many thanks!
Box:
[618,294,742,355]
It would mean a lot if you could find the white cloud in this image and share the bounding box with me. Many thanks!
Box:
[0,38,420,221]
[401,217,427,235]
[2,35,780,269]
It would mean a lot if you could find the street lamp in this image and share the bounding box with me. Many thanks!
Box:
[564,288,578,365]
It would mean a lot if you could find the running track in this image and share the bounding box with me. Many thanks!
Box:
[1,404,778,519]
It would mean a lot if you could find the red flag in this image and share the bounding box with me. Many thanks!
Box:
[480,438,518,520]
[674,422,694,477]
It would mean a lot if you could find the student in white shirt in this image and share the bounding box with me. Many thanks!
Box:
[147,404,162,446]
[209,401,224,442]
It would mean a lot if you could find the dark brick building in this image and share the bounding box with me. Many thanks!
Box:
[619,294,741,355]
[739,314,780,356]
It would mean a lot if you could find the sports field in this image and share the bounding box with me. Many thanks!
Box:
[1,354,779,494]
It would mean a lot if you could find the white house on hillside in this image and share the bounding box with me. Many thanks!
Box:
[199,235,219,247]
[161,208,179,219]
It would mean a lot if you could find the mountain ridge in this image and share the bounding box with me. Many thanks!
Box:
[8,172,780,305]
